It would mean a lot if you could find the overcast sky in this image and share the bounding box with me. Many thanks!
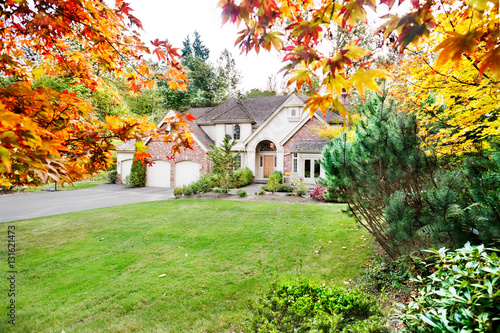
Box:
[128,0,285,92]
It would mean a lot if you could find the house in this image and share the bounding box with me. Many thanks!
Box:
[116,93,344,187]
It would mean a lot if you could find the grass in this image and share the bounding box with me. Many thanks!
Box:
[1,199,375,332]
[13,180,106,192]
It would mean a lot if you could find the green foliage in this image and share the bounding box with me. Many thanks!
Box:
[173,186,183,198]
[108,170,117,184]
[233,167,253,187]
[261,171,283,192]
[277,183,294,192]
[196,172,219,191]
[208,135,240,192]
[356,255,412,294]
[125,154,146,188]
[183,185,193,196]
[241,280,388,332]
[398,243,500,332]
[292,179,309,196]
[213,187,228,194]
[244,88,277,99]
[237,189,247,197]
[322,94,500,258]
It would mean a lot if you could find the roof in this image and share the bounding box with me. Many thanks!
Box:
[184,107,216,149]
[241,95,289,126]
[196,97,254,124]
[290,140,328,152]
[117,139,136,151]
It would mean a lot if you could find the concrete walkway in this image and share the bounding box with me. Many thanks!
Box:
[0,184,174,223]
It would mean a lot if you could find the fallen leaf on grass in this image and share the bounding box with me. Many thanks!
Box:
[159,274,166,278]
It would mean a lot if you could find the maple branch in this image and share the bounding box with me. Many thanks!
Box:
[422,58,479,86]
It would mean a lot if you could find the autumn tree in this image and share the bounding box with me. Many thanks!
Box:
[218,0,499,121]
[0,0,193,188]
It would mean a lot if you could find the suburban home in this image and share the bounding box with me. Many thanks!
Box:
[117,93,345,187]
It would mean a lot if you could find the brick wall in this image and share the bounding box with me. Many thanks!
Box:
[282,117,323,179]
[147,137,209,186]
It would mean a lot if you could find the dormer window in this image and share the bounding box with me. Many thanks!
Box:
[234,124,240,140]
[226,124,241,140]
[290,108,297,117]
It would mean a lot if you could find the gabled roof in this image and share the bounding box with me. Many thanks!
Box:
[241,95,289,126]
[196,97,253,124]
[290,140,328,152]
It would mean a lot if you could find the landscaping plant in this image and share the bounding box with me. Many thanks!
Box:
[398,243,500,332]
[125,153,146,187]
[233,167,254,187]
[240,280,388,332]
[208,135,240,192]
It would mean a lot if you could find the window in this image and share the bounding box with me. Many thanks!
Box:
[290,108,297,117]
[293,153,298,173]
[234,155,241,169]
[234,124,240,140]
[259,142,276,151]
[260,156,263,167]
[274,156,277,167]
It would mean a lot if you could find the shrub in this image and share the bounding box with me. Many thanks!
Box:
[198,172,219,191]
[398,243,500,332]
[309,185,333,202]
[190,182,200,194]
[213,187,227,194]
[237,189,247,197]
[262,177,280,193]
[233,167,253,187]
[269,170,283,184]
[108,169,117,183]
[292,179,308,196]
[258,190,265,195]
[126,155,146,187]
[183,185,193,196]
[277,183,294,192]
[173,187,183,198]
[356,255,412,294]
[241,280,387,332]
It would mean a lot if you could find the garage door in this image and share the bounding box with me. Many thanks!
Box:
[175,161,200,187]
[121,159,133,184]
[146,160,171,187]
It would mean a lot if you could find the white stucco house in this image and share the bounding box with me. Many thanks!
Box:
[117,93,345,187]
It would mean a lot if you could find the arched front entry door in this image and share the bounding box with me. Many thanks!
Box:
[255,140,277,178]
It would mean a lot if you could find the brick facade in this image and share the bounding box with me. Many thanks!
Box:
[147,136,209,186]
[282,117,324,178]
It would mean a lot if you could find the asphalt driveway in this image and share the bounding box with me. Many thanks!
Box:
[0,184,174,223]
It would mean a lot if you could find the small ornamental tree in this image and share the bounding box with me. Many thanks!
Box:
[125,153,146,188]
[208,135,240,192]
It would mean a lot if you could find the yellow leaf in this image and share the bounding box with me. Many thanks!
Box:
[32,68,44,79]
[350,68,388,100]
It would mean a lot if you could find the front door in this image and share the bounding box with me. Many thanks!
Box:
[263,156,274,177]
[304,158,321,183]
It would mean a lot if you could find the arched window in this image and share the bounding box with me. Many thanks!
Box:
[234,124,240,140]
[291,108,297,117]
[259,142,276,151]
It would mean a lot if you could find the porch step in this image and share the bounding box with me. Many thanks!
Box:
[254,178,268,184]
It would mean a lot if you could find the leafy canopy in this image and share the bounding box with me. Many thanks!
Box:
[219,0,499,120]
[0,0,193,187]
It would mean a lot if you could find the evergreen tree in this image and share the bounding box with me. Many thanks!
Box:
[125,152,146,187]
[208,135,240,192]
[322,93,500,258]
[192,31,209,61]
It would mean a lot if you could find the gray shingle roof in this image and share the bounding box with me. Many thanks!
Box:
[184,107,216,149]
[117,139,136,151]
[241,95,289,126]
[290,140,328,152]
[196,97,253,124]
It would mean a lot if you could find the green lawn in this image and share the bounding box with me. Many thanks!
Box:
[1,199,375,332]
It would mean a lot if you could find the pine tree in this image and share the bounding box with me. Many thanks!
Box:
[208,135,240,192]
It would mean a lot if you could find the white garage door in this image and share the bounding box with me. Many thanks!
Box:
[175,161,200,187]
[146,160,171,187]
[121,159,133,184]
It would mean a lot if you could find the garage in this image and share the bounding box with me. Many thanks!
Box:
[121,159,133,185]
[175,161,200,187]
[146,160,171,187]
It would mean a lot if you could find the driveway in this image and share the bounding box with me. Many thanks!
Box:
[0,184,174,223]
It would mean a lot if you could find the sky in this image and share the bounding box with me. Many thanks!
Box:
[127,0,285,92]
